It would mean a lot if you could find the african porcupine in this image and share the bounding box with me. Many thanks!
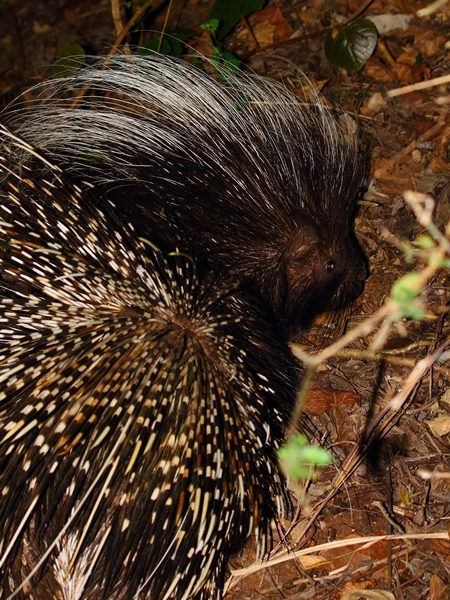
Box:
[4,54,366,336]
[0,125,299,600]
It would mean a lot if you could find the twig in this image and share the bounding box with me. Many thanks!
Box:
[157,0,174,54]
[387,74,450,98]
[226,531,449,583]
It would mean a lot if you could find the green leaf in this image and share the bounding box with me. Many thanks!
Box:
[52,43,86,79]
[210,49,241,78]
[278,434,332,482]
[438,257,450,269]
[221,51,241,71]
[209,0,265,38]
[137,35,185,57]
[390,272,425,320]
[324,18,378,71]
[200,19,220,33]
[300,446,333,465]
[415,234,434,250]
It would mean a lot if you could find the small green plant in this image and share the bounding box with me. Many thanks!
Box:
[278,434,332,482]
[200,19,241,73]
[208,0,379,71]
[390,272,425,321]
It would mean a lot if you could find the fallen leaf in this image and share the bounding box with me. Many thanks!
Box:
[429,572,448,600]
[425,413,450,437]
[340,590,395,600]
[304,388,359,416]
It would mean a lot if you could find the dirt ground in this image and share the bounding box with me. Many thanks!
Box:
[1,0,450,599]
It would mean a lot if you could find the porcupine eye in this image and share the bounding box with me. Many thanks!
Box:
[325,260,336,272]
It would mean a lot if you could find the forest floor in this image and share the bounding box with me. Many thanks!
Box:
[1,0,450,599]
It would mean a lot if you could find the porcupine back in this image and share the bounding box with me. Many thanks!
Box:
[0,126,299,600]
[5,54,366,337]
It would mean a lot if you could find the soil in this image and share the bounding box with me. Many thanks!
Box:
[1,0,450,599]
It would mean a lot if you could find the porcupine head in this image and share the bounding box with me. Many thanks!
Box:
[7,54,367,338]
[143,85,367,339]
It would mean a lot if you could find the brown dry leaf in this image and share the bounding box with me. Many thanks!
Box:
[246,20,275,47]
[391,62,415,84]
[428,573,448,600]
[341,580,375,592]
[429,157,450,173]
[364,92,387,116]
[304,388,359,416]
[190,30,216,57]
[331,405,362,445]
[257,5,293,41]
[425,413,450,437]
[340,590,395,600]
[346,0,421,13]
[430,463,450,495]
[431,536,450,560]
[371,156,418,192]
[406,24,447,57]
[237,5,293,46]
[408,119,438,137]
[364,57,395,82]
[365,50,432,85]
[379,0,423,12]
[397,49,421,66]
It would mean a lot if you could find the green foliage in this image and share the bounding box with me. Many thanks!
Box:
[324,18,378,71]
[390,272,425,320]
[209,0,265,38]
[278,434,332,482]
[200,19,241,73]
[415,234,434,250]
[211,47,241,75]
[136,35,185,57]
[200,19,220,33]
[52,43,86,78]
[437,257,450,269]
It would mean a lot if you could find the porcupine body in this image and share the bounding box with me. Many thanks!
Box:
[4,54,366,337]
[0,126,299,600]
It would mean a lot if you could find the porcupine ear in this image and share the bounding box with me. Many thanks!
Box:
[0,125,298,600]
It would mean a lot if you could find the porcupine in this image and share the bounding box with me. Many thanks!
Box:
[0,55,366,599]
[4,54,367,337]
[0,126,300,600]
